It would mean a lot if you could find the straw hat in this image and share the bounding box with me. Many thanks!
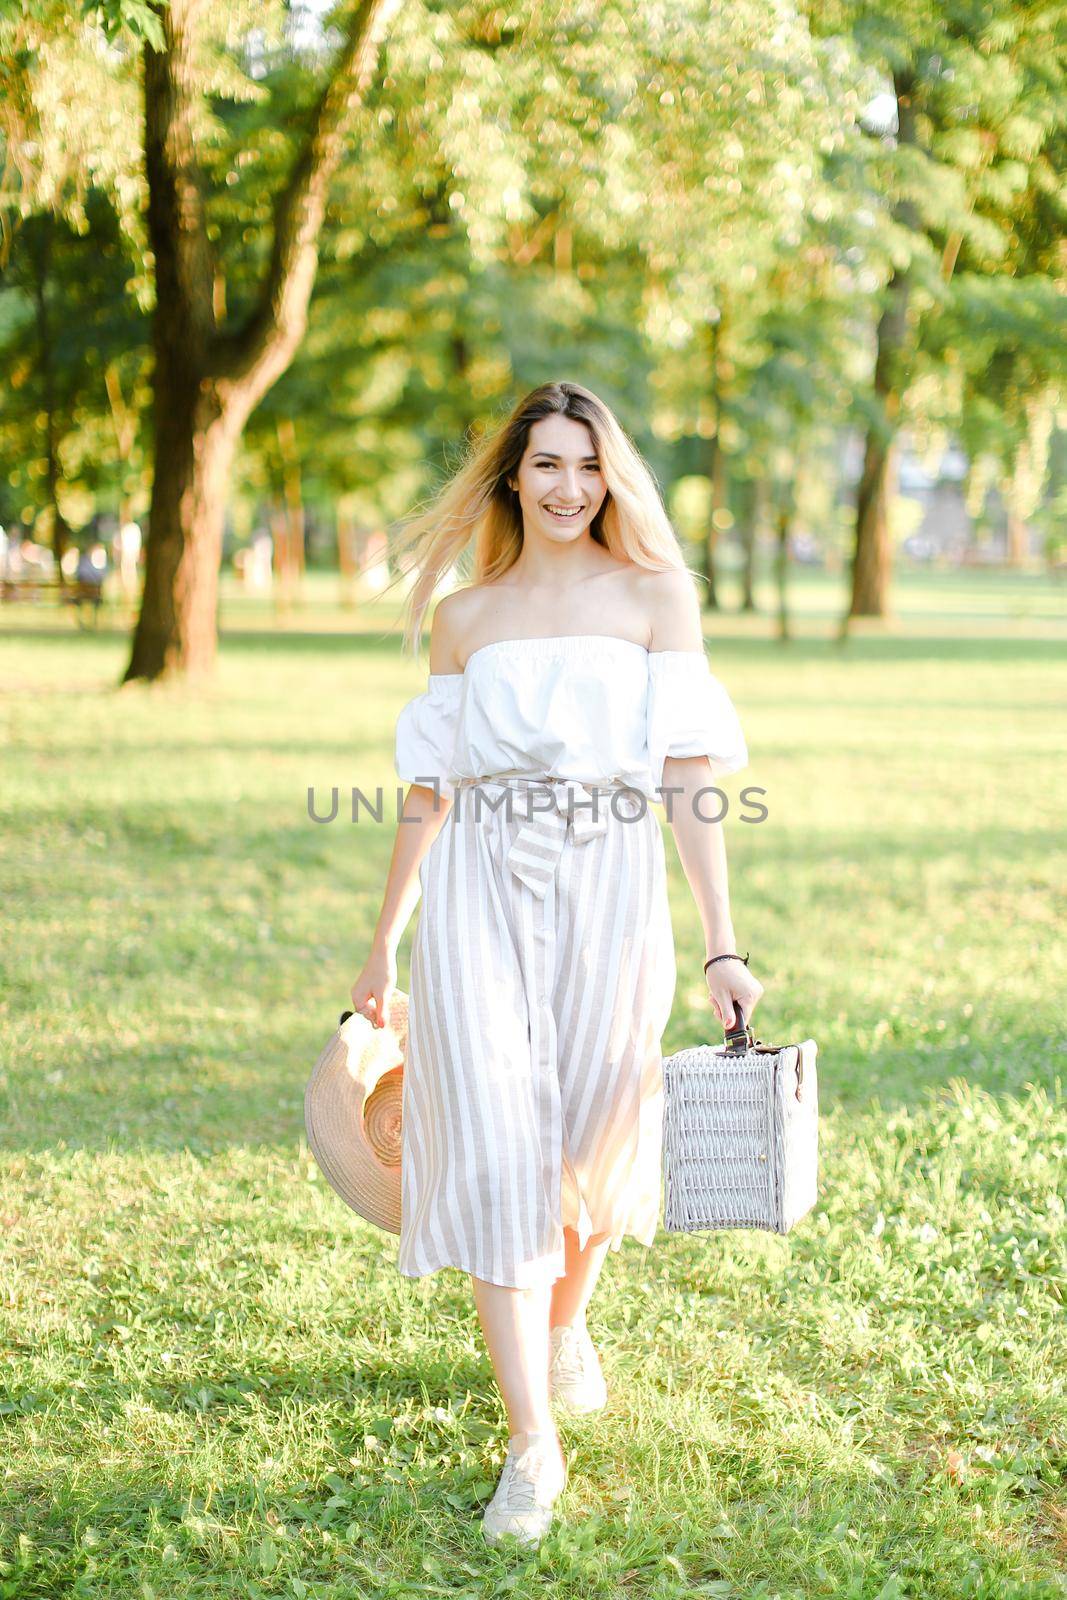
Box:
[303,989,408,1234]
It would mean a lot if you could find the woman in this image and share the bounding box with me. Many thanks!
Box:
[350,381,764,1547]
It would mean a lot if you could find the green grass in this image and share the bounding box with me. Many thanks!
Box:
[1,570,1064,1599]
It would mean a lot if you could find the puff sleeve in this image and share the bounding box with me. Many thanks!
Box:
[395,673,464,800]
[647,650,748,792]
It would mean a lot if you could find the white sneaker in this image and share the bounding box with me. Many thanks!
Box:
[549,1323,608,1414]
[481,1431,567,1547]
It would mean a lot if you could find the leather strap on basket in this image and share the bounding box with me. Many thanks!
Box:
[723,1006,801,1090]
[724,1004,759,1054]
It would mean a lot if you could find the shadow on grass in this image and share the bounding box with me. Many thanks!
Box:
[3,623,1065,666]
[0,625,400,659]
[1,1025,1061,1157]
[1,736,398,761]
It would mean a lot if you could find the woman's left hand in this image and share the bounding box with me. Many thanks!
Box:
[705,959,764,1031]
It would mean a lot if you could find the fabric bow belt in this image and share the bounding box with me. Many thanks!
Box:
[454,773,639,899]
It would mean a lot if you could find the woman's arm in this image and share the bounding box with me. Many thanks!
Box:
[352,597,462,1027]
[645,570,764,1030]
[368,782,452,959]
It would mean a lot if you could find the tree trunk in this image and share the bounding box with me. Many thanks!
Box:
[31,218,73,582]
[277,417,305,576]
[701,462,719,609]
[1004,504,1029,566]
[337,503,359,607]
[122,0,398,684]
[452,330,478,442]
[702,317,723,610]
[737,477,758,613]
[846,71,918,621]
[270,502,291,614]
[1002,398,1052,567]
[124,388,240,681]
[774,481,793,643]
[850,427,898,617]
[274,414,305,613]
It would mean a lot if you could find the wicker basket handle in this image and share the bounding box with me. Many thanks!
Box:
[723,1005,755,1053]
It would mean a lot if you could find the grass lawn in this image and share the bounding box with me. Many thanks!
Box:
[1,567,1064,1599]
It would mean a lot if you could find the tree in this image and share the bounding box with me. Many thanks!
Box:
[121,0,400,682]
[0,1,154,556]
[810,0,1067,620]
[632,0,860,610]
[918,117,1067,566]
[848,70,919,619]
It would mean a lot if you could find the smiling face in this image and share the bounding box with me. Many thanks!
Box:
[508,414,608,543]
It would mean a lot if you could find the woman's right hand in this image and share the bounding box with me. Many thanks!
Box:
[350,946,397,1030]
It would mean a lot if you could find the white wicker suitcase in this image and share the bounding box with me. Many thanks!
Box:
[662,1006,819,1234]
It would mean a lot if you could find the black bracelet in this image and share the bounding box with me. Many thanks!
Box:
[704,951,750,975]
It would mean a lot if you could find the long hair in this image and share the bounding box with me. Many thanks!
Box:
[385,381,695,658]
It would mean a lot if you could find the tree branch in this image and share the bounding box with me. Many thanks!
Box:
[220,0,401,403]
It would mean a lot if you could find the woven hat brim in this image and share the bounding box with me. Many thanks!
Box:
[304,990,409,1235]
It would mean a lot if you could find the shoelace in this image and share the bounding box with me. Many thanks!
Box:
[551,1326,594,1384]
[497,1441,561,1514]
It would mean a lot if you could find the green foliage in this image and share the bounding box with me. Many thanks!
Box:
[0,1,146,253]
[0,198,149,529]
[0,0,1064,555]
[805,0,1067,496]
[84,0,167,50]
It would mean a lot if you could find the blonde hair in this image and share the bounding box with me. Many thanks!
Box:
[383,381,695,658]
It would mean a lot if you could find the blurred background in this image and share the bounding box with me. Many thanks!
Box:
[0,0,1063,662]
[1,5,1064,1597]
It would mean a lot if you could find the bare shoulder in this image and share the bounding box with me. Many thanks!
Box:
[426,588,472,674]
[635,566,706,651]
[426,584,488,673]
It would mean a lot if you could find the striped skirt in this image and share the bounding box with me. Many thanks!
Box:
[398,773,677,1289]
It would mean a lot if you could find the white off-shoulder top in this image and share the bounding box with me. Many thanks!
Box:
[394,633,748,802]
